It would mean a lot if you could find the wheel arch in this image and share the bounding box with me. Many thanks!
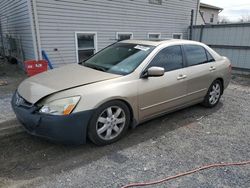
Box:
[215,77,224,94]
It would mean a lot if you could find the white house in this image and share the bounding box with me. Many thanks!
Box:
[0,0,200,67]
[196,3,223,25]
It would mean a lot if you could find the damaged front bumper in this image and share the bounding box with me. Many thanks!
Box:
[11,92,93,144]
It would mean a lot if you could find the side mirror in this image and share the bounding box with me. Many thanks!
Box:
[142,66,165,78]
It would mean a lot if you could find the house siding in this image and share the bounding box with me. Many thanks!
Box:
[0,0,36,61]
[35,0,198,67]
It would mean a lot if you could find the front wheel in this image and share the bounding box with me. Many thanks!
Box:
[202,80,222,108]
[88,101,130,145]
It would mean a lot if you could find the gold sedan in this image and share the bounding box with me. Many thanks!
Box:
[12,39,231,145]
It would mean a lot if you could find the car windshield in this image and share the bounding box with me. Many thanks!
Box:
[81,43,155,75]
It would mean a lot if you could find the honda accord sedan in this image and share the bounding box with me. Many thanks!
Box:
[12,39,231,145]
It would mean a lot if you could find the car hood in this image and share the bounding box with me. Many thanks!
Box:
[18,64,121,103]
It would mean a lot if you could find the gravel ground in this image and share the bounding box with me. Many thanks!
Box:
[0,76,249,188]
[0,59,26,123]
[0,93,15,124]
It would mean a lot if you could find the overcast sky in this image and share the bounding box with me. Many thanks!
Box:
[201,0,250,21]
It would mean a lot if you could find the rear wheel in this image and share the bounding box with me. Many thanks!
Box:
[88,101,130,145]
[202,80,222,108]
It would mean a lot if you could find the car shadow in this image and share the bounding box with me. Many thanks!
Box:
[0,102,223,181]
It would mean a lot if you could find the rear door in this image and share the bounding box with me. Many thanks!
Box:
[183,45,217,101]
[138,45,188,120]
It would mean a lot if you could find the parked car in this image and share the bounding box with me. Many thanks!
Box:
[12,39,231,145]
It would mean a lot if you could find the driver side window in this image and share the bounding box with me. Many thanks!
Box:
[148,45,184,72]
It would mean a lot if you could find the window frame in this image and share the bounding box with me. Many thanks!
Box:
[182,44,215,67]
[75,31,98,63]
[149,0,163,5]
[144,45,185,73]
[147,33,161,40]
[172,33,183,39]
[116,32,133,41]
[205,50,215,63]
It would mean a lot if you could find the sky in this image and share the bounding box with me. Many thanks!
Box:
[201,0,250,21]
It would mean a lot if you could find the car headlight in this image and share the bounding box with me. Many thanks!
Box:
[39,96,81,115]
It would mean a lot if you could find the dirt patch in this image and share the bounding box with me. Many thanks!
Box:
[231,74,250,87]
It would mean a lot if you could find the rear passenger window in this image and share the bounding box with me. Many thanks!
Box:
[184,45,208,66]
[149,45,183,71]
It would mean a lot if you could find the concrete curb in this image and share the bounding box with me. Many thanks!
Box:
[0,118,24,138]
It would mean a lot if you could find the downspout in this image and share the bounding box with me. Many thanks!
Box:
[27,0,38,60]
[31,0,42,60]
[189,10,194,40]
[199,25,204,42]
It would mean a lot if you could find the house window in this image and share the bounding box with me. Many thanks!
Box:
[172,33,183,39]
[75,32,97,63]
[116,32,133,41]
[148,33,161,40]
[210,14,214,23]
[149,0,162,5]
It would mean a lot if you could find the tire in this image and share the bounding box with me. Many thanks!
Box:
[202,80,223,108]
[88,100,131,145]
[9,57,18,64]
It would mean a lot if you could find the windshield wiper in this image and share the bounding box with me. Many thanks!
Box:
[84,63,107,72]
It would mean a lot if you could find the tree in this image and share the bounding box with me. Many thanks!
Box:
[239,15,250,22]
[218,16,230,24]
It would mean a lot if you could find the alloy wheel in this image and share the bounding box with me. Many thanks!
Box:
[96,106,126,141]
[209,83,221,105]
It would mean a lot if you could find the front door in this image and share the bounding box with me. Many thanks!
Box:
[138,45,188,121]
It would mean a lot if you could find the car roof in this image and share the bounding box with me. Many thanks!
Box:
[119,39,204,47]
[119,39,222,60]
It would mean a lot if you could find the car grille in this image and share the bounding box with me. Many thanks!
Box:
[15,92,33,108]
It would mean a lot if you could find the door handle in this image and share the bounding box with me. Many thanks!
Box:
[209,66,216,71]
[177,74,187,80]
